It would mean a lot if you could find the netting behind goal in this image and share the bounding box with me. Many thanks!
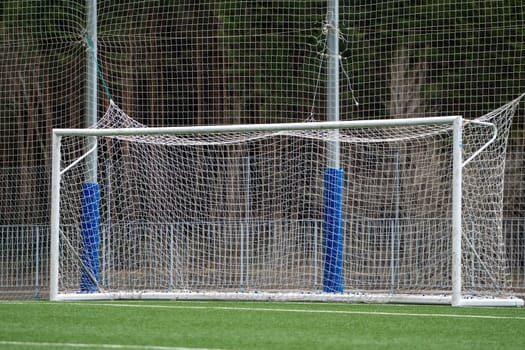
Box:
[2,0,524,301]
[51,100,520,304]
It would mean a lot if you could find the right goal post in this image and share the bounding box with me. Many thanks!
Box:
[50,101,523,306]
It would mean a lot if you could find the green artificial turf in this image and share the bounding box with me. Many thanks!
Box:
[0,301,524,350]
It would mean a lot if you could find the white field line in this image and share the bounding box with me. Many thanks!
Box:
[80,302,525,320]
[1,301,524,320]
[0,341,221,350]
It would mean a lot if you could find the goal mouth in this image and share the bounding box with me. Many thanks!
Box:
[50,100,523,306]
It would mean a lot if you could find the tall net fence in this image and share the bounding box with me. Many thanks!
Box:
[0,1,524,299]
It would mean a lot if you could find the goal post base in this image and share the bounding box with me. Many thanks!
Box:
[456,297,524,308]
[50,291,524,307]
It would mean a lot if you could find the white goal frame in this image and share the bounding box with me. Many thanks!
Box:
[50,116,524,307]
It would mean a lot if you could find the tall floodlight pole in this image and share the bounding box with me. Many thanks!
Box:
[322,0,344,293]
[80,0,101,293]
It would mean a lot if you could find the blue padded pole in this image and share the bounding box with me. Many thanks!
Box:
[80,182,100,292]
[322,168,344,293]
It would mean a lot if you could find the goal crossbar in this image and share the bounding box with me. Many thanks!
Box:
[52,116,460,138]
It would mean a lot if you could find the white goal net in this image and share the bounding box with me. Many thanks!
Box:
[50,100,522,306]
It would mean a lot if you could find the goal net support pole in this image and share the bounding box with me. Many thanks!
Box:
[80,0,101,293]
[322,0,344,293]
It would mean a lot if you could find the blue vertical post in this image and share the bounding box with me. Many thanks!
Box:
[323,169,344,293]
[322,0,344,293]
[80,182,100,292]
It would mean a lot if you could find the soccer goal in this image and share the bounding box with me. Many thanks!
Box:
[50,101,523,306]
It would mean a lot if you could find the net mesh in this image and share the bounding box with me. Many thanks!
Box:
[0,1,524,299]
[54,100,514,298]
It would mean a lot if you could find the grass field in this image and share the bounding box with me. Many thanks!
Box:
[1,300,524,350]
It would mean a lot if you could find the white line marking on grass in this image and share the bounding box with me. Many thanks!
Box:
[67,302,525,320]
[0,340,222,350]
